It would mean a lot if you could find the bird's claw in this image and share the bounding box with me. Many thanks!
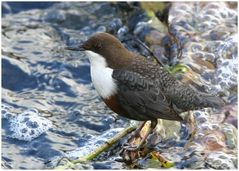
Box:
[123,144,141,151]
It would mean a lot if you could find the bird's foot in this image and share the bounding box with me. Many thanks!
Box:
[131,121,147,139]
[120,120,158,163]
[120,143,148,163]
[122,144,143,151]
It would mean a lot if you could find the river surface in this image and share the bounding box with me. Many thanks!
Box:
[1,2,238,169]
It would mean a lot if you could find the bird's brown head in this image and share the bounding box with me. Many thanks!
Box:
[78,33,134,69]
[82,33,124,53]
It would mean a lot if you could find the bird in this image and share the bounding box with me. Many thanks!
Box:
[67,32,224,150]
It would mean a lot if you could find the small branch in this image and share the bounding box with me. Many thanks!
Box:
[54,125,137,169]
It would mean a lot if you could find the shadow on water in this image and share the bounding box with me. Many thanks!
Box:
[2,2,57,16]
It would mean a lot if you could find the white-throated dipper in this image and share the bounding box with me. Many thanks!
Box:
[67,32,224,150]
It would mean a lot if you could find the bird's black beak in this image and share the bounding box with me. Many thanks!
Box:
[65,44,85,51]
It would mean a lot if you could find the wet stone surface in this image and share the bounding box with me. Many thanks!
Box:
[1,1,238,169]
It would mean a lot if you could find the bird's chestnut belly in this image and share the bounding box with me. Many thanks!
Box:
[102,95,153,121]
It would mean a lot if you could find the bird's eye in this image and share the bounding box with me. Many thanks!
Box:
[95,43,102,50]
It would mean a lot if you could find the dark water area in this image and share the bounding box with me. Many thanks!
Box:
[2,2,57,16]
[1,1,238,169]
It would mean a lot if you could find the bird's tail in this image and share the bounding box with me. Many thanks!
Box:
[200,95,225,109]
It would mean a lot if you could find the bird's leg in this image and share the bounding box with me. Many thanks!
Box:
[122,121,147,148]
[124,120,158,151]
[132,121,147,138]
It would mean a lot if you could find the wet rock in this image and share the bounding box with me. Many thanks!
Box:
[221,123,237,149]
[180,152,205,169]
[155,119,181,140]
[133,22,152,40]
[117,26,129,40]
[128,10,148,32]
[145,30,165,45]
[107,18,123,34]
[206,152,236,169]
[168,2,237,99]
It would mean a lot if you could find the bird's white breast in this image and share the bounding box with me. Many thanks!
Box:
[85,50,117,99]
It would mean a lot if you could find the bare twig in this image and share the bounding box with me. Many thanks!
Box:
[54,125,137,169]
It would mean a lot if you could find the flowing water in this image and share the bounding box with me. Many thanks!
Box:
[1,2,237,169]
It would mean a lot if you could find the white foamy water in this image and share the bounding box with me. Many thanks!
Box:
[2,103,52,141]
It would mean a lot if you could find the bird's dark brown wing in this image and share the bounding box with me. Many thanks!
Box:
[112,69,183,121]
